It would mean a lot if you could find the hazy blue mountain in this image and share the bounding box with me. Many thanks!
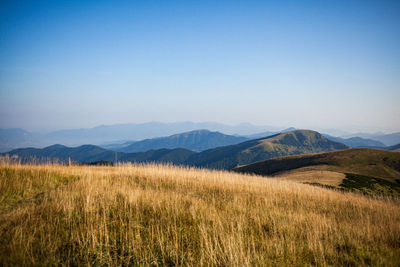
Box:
[323,134,386,148]
[0,128,42,152]
[3,144,195,164]
[3,144,116,163]
[114,130,248,152]
[312,128,351,137]
[0,122,279,150]
[43,122,275,145]
[342,132,400,146]
[2,122,397,152]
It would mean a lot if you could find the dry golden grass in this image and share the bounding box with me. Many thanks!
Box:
[0,161,399,266]
[274,168,346,186]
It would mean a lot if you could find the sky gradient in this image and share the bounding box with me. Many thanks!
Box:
[1,0,399,133]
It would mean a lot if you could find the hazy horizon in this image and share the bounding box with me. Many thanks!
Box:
[1,120,398,136]
[1,1,400,133]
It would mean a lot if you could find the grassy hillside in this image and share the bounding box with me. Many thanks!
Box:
[186,130,348,169]
[0,160,399,266]
[233,148,400,180]
[234,148,400,196]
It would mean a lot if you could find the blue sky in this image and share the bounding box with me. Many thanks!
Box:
[0,0,399,132]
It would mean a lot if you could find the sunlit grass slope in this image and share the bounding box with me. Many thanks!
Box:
[0,161,399,266]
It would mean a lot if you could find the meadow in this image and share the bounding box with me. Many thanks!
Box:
[0,159,399,266]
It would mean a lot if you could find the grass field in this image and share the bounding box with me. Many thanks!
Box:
[0,160,399,266]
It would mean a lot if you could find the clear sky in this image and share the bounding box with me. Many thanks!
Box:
[0,0,399,132]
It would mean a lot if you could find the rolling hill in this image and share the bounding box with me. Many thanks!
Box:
[233,148,400,180]
[110,129,248,152]
[233,148,400,196]
[185,130,348,169]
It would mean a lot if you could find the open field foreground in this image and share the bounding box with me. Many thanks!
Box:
[0,162,399,266]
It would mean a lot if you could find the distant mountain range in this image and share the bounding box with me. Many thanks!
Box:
[0,128,41,153]
[103,130,391,153]
[5,144,196,165]
[342,132,400,146]
[1,123,399,153]
[107,130,248,152]
[0,122,281,152]
[323,135,386,148]
[2,130,349,169]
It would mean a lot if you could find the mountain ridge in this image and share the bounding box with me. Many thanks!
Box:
[2,130,348,169]
[323,134,386,148]
[2,123,399,152]
[0,122,279,151]
[112,129,248,152]
[185,130,348,169]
